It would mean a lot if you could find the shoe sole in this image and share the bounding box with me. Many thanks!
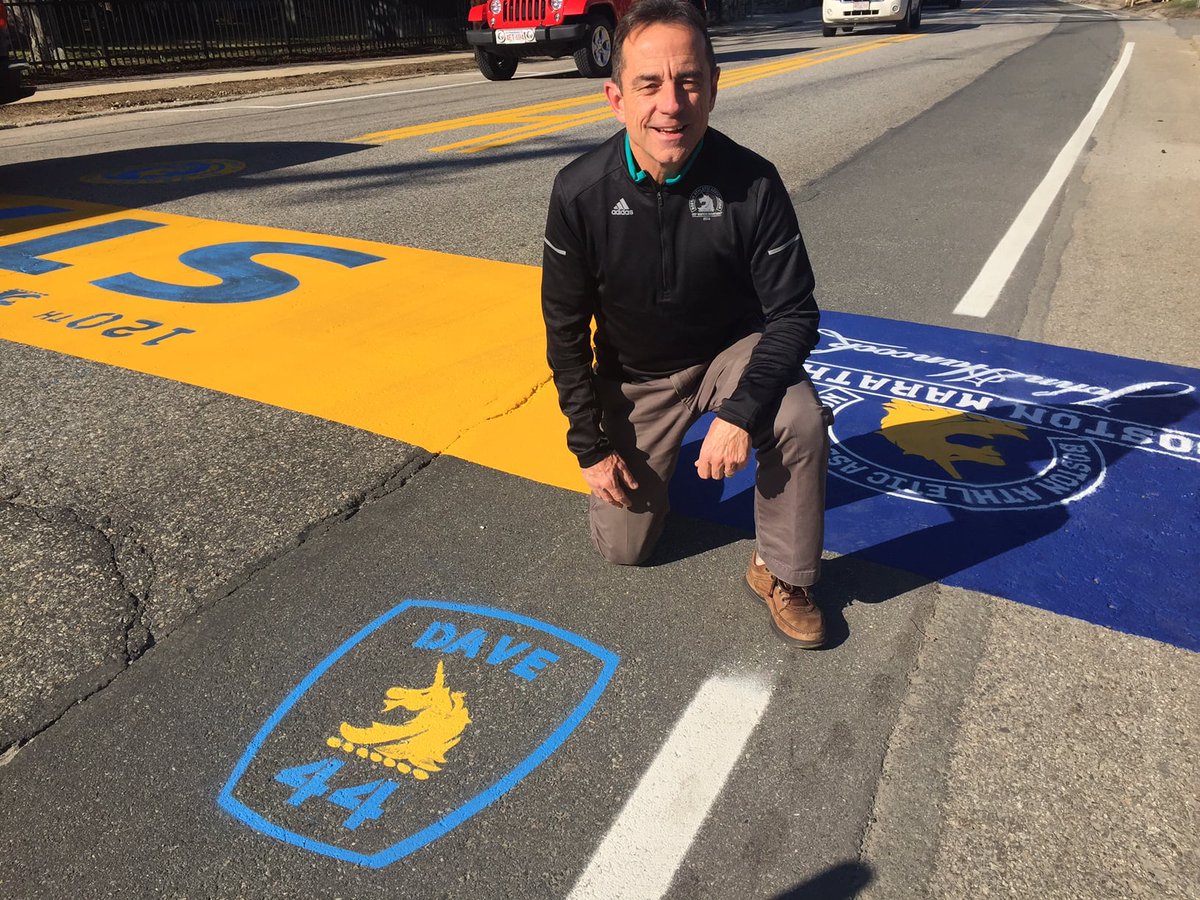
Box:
[743,579,825,649]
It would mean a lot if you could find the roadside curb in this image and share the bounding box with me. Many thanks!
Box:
[0,55,480,128]
[12,52,475,105]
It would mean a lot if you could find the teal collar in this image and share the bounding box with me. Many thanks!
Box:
[624,132,705,186]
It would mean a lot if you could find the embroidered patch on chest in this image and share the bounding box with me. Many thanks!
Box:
[689,186,724,220]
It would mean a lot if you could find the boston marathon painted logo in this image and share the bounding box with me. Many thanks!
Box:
[82,159,246,185]
[808,324,1194,513]
[671,311,1200,650]
[218,600,618,867]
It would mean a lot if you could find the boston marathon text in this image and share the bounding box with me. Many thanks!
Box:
[807,364,1200,462]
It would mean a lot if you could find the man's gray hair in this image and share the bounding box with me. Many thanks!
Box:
[611,0,716,86]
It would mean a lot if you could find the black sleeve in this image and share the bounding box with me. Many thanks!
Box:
[541,176,612,468]
[716,166,821,434]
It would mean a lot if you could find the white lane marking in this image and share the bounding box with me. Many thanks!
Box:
[568,673,774,900]
[233,67,579,109]
[1064,0,1120,16]
[953,42,1135,318]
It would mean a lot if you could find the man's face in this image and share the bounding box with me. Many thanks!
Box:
[604,22,719,184]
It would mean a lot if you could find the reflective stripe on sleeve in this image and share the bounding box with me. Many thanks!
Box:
[767,234,800,256]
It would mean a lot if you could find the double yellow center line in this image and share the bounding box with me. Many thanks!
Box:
[355,94,614,154]
[351,32,925,153]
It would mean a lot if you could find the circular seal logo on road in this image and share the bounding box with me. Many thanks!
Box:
[821,392,1107,512]
[689,186,724,220]
[82,159,245,185]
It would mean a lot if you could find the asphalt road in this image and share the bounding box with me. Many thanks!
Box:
[1,3,1197,898]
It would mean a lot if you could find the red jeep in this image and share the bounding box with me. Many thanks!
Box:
[468,0,692,81]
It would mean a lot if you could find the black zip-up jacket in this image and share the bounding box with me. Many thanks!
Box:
[541,128,820,468]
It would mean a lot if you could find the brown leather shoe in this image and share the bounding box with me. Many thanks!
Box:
[745,554,825,648]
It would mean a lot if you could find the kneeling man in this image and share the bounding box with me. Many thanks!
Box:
[541,0,831,647]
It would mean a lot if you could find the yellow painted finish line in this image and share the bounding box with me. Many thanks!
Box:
[352,33,924,152]
[0,195,583,492]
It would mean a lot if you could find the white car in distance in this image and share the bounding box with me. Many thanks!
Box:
[822,0,923,36]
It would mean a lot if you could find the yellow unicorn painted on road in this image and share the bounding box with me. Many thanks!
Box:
[333,661,471,781]
[878,399,1029,480]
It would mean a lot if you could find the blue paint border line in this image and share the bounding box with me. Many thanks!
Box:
[217,599,620,868]
[0,205,71,220]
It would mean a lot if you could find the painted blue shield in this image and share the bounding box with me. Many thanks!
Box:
[218,600,619,867]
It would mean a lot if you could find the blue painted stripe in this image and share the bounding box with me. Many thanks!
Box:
[0,205,71,220]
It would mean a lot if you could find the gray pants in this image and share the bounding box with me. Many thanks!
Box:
[589,333,831,586]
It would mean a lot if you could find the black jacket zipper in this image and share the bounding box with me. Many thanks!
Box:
[657,188,671,301]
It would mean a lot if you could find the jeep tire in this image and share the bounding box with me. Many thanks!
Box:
[475,48,518,81]
[574,14,614,78]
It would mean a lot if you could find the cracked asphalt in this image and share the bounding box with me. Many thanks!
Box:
[0,339,429,753]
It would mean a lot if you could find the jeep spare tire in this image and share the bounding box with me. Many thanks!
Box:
[574,15,614,78]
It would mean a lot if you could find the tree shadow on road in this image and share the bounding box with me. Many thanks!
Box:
[0,140,372,246]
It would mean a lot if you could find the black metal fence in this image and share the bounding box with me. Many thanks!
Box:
[5,0,475,79]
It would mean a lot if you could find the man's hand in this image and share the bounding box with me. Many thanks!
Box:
[695,417,751,480]
[583,453,640,508]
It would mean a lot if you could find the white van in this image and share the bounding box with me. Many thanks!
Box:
[822,0,923,36]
